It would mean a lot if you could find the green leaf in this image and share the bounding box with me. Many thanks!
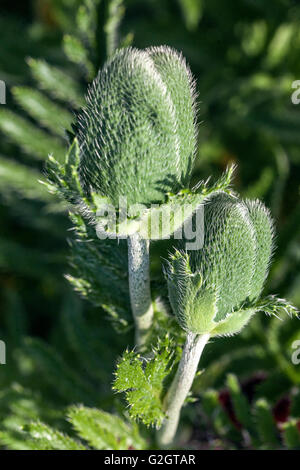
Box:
[63,35,88,64]
[104,0,125,58]
[0,155,52,202]
[24,422,86,450]
[63,35,94,79]
[68,406,145,450]
[226,374,253,431]
[267,316,300,384]
[27,58,85,107]
[76,0,101,49]
[0,110,66,161]
[178,0,203,31]
[256,295,299,319]
[94,165,236,240]
[45,138,83,202]
[44,140,132,331]
[201,388,233,437]
[12,87,73,137]
[66,214,131,331]
[282,419,300,449]
[253,398,279,448]
[113,336,174,427]
[211,307,256,337]
[0,430,37,450]
[265,24,295,69]
[201,389,219,417]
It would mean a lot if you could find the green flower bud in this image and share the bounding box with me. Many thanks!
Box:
[165,192,274,337]
[74,46,197,206]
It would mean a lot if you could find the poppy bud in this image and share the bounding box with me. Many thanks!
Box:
[75,46,197,206]
[165,193,274,336]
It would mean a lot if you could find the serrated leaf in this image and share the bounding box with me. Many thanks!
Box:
[68,406,145,450]
[104,0,125,58]
[226,374,253,431]
[24,422,86,450]
[63,35,94,79]
[0,155,52,202]
[12,87,73,137]
[113,336,174,427]
[27,58,85,107]
[253,398,279,448]
[0,110,66,161]
[256,295,299,319]
[44,139,83,203]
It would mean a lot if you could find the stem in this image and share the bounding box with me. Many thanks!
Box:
[157,332,210,447]
[128,232,154,349]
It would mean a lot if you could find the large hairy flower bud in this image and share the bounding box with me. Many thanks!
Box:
[165,192,275,337]
[74,46,197,206]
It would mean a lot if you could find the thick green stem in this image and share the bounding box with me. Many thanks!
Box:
[128,232,154,348]
[157,332,210,447]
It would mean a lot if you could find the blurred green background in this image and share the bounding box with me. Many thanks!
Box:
[0,0,299,450]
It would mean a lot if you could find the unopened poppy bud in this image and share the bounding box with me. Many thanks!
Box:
[74,46,197,206]
[165,192,274,336]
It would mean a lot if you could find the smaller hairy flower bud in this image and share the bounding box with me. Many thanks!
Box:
[165,192,274,337]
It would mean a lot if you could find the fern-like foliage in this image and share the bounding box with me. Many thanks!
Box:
[64,0,128,78]
[0,406,145,450]
[66,214,131,331]
[44,139,131,331]
[21,422,86,451]
[27,57,85,107]
[0,0,299,453]
[113,335,175,427]
[68,406,145,449]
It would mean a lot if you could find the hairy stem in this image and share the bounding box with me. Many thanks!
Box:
[128,232,154,348]
[157,332,210,447]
